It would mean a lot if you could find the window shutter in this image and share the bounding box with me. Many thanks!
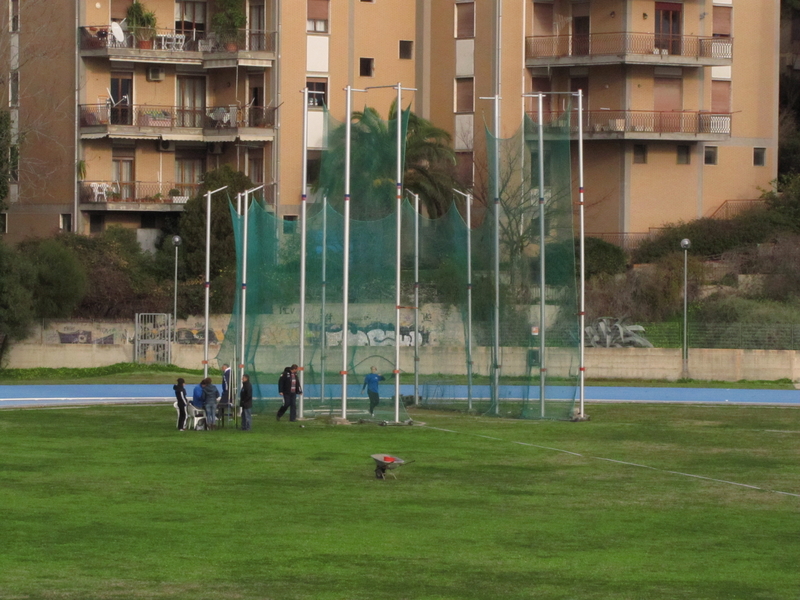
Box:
[713,6,731,37]
[110,0,133,21]
[308,0,328,21]
[711,80,731,113]
[456,3,474,38]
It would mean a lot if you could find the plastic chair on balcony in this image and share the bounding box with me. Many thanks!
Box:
[198,33,217,52]
[90,183,108,202]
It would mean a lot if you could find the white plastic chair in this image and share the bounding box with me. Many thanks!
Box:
[186,403,207,430]
[90,183,107,202]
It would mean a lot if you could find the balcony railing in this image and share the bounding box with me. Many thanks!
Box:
[526,110,732,136]
[79,181,201,204]
[79,104,277,130]
[526,32,732,61]
[79,26,276,54]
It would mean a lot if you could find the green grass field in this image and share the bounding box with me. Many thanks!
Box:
[1,403,798,599]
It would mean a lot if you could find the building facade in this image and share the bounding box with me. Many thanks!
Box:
[0,0,779,247]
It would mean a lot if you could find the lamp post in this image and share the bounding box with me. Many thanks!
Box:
[681,238,691,379]
[172,235,182,359]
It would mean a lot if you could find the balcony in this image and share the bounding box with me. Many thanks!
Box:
[525,32,732,67]
[79,181,200,207]
[526,109,732,141]
[79,26,276,67]
[79,104,277,142]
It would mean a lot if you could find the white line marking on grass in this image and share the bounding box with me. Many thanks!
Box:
[424,425,800,498]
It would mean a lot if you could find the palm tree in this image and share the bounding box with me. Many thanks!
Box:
[315,102,462,219]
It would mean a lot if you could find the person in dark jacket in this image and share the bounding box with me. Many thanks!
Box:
[203,377,221,430]
[173,377,188,431]
[240,374,253,431]
[361,366,386,416]
[191,380,205,409]
[277,364,302,422]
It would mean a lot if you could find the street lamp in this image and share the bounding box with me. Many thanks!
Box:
[681,238,691,378]
[172,235,182,350]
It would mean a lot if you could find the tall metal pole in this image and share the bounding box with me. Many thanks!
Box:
[393,82,403,423]
[577,89,586,418]
[492,94,501,414]
[537,93,547,418]
[454,189,474,411]
[681,238,691,378]
[240,186,262,395]
[172,235,182,364]
[321,197,328,403]
[409,191,420,406]
[300,87,309,419]
[342,86,355,419]
[203,186,228,378]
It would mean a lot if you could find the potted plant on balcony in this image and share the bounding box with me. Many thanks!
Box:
[127,1,157,49]
[211,0,246,51]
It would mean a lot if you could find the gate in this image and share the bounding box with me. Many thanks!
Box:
[135,313,172,364]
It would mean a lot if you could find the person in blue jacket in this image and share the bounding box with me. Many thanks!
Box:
[362,366,386,416]
[191,379,206,410]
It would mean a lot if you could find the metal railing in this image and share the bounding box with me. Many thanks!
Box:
[79,26,276,54]
[526,32,732,61]
[79,181,200,204]
[526,109,732,136]
[709,199,766,220]
[79,104,277,129]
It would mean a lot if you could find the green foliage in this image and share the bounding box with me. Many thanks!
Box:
[179,165,253,281]
[0,111,11,210]
[126,1,157,41]
[760,173,800,230]
[584,236,628,278]
[18,238,86,318]
[631,210,784,263]
[692,295,800,324]
[0,241,35,352]
[57,227,167,318]
[211,0,246,38]
[0,362,213,381]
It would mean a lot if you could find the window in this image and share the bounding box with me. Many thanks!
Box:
[283,215,298,234]
[307,78,327,107]
[59,214,72,232]
[754,147,766,167]
[177,76,206,128]
[175,156,204,196]
[455,152,473,188]
[307,150,322,190]
[359,57,374,77]
[712,6,731,38]
[399,40,413,60]
[10,145,19,182]
[112,151,134,199]
[110,73,133,125]
[704,146,718,165]
[307,0,329,32]
[633,144,647,164]
[89,214,104,234]
[10,0,19,32]
[677,145,691,165]
[711,80,731,114]
[175,1,206,34]
[247,148,264,185]
[10,71,19,106]
[455,77,474,113]
[456,2,475,39]
[0,213,7,234]
[655,2,682,55]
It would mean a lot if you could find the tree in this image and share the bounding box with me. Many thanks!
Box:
[316,103,461,219]
[17,237,86,318]
[0,242,35,361]
[179,165,254,281]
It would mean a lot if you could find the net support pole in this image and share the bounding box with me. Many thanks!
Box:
[453,189,474,411]
[394,82,403,424]
[577,89,586,418]
[321,197,327,402]
[492,94,501,414]
[342,86,352,420]
[537,93,547,418]
[300,88,309,419]
[240,185,261,406]
[203,185,227,378]
[407,191,420,406]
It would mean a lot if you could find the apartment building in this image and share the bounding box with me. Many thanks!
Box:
[0,0,779,247]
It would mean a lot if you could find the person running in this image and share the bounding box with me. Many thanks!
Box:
[173,377,188,431]
[277,365,302,422]
[362,366,386,416]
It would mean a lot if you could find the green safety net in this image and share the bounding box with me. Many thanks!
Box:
[218,105,579,421]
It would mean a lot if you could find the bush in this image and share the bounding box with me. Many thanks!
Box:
[18,237,86,318]
[584,237,627,278]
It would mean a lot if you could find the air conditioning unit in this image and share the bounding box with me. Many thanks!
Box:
[147,67,166,82]
[208,142,223,155]
[158,139,175,152]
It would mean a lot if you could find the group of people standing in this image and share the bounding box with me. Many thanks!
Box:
[172,363,386,429]
[172,363,253,431]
